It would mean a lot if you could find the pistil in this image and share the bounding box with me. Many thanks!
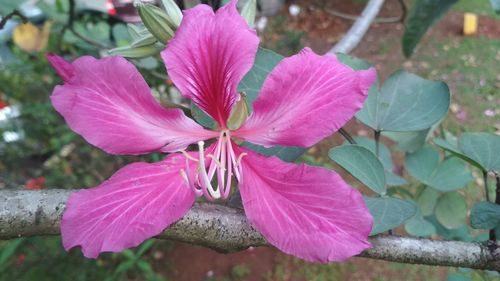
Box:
[180,131,245,201]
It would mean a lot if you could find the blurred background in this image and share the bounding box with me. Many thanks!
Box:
[0,0,499,280]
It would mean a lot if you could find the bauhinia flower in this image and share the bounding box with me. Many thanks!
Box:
[48,0,376,262]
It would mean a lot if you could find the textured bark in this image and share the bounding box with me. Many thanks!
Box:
[330,0,385,54]
[2,189,500,270]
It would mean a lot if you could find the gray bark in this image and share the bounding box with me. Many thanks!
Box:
[330,0,385,54]
[2,189,500,270]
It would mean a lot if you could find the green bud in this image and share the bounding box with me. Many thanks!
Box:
[135,2,174,44]
[227,92,249,130]
[161,0,183,29]
[108,43,164,58]
[131,33,158,47]
[241,0,257,27]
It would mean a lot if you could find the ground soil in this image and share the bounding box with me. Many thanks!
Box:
[164,1,500,280]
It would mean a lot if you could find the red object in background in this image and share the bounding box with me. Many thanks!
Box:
[25,177,46,190]
[0,100,8,109]
[16,255,26,266]
[106,0,117,16]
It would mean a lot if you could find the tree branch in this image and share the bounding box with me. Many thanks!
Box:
[330,0,385,54]
[2,189,500,270]
[0,10,28,30]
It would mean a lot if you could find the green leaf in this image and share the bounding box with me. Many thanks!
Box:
[0,238,24,270]
[240,142,305,162]
[238,47,283,106]
[112,24,131,47]
[383,125,437,153]
[416,186,439,216]
[356,70,450,132]
[190,103,215,129]
[470,201,500,230]
[329,145,386,194]
[446,273,472,281]
[385,171,407,187]
[405,212,436,237]
[402,0,458,57]
[336,53,373,70]
[351,137,408,186]
[364,197,417,235]
[434,138,483,170]
[405,146,472,192]
[137,239,155,257]
[459,133,500,172]
[435,192,467,229]
[137,260,154,274]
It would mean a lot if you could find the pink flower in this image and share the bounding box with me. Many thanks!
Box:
[47,0,376,262]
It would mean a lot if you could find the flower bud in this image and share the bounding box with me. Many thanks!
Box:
[227,92,249,130]
[161,0,183,29]
[131,33,157,47]
[135,1,174,44]
[241,0,257,27]
[108,42,164,58]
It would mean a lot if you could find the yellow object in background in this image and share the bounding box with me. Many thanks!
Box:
[463,13,478,36]
[12,21,52,52]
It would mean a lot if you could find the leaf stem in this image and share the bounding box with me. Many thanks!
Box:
[483,170,490,202]
[339,128,357,144]
[374,130,381,157]
[490,173,500,241]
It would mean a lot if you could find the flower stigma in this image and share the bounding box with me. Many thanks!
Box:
[180,130,245,201]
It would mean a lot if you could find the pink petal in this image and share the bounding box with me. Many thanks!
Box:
[237,146,373,262]
[50,55,216,155]
[61,152,197,258]
[234,48,376,147]
[161,0,259,127]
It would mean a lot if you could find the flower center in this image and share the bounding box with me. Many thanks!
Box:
[180,130,246,201]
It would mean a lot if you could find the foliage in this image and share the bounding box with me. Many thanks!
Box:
[1,0,500,280]
[403,0,458,57]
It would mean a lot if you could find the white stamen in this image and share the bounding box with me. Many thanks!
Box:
[198,141,221,199]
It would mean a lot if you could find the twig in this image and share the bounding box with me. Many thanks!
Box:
[2,189,500,270]
[330,0,386,54]
[339,128,357,144]
[0,10,28,30]
[59,0,110,50]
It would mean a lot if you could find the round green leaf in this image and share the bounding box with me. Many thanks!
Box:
[350,137,408,187]
[357,70,450,132]
[385,171,408,187]
[241,142,305,162]
[238,47,283,106]
[329,145,386,194]
[406,146,472,191]
[470,201,500,230]
[336,53,373,71]
[435,192,467,229]
[405,213,436,237]
[364,197,417,235]
[383,125,436,153]
[434,138,483,170]
[402,0,458,57]
[459,133,500,172]
[446,273,472,281]
[352,137,393,170]
[416,186,439,216]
